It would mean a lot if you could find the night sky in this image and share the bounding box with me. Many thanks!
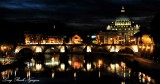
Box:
[0,0,160,43]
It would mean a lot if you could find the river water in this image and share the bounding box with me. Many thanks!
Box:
[0,53,157,84]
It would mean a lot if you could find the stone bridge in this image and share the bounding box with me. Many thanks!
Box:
[15,44,143,56]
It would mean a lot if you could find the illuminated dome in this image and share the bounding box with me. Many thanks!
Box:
[114,15,131,26]
[113,6,132,26]
[115,15,130,21]
[115,6,130,21]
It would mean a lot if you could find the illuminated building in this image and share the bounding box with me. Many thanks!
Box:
[70,34,83,44]
[24,34,43,44]
[24,33,64,45]
[98,6,140,45]
[24,32,84,44]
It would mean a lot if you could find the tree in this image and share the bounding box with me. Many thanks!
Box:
[150,11,160,44]
[150,11,160,61]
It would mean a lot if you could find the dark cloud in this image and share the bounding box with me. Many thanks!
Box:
[0,0,160,30]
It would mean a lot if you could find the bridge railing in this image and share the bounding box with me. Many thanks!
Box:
[18,43,137,46]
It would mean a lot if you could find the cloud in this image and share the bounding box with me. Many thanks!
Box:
[0,1,46,9]
[107,0,142,5]
[0,0,160,30]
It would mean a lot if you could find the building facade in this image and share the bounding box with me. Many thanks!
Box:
[24,34,64,44]
[98,6,140,45]
[24,33,84,45]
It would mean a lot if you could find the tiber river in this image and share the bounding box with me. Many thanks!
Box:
[0,53,157,84]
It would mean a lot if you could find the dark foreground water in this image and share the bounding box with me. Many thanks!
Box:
[0,53,157,84]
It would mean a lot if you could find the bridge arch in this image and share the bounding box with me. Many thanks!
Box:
[66,45,85,53]
[43,46,60,53]
[72,46,84,52]
[92,46,109,53]
[15,46,33,54]
[118,46,135,54]
[33,46,43,53]
[17,48,34,59]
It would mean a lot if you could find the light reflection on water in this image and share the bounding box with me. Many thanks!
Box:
[0,53,156,84]
[0,57,17,65]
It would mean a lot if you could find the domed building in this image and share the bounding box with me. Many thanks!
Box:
[98,6,140,44]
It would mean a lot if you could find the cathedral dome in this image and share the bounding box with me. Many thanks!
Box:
[114,15,131,26]
[115,15,130,22]
[115,6,130,22]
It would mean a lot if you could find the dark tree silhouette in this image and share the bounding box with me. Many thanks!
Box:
[150,11,160,61]
[150,11,160,44]
[134,26,150,37]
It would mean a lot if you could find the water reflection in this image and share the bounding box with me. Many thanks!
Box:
[51,70,55,78]
[1,69,13,79]
[0,53,156,84]
[138,72,156,84]
[0,57,17,65]
[44,54,60,68]
[25,58,44,72]
[86,63,92,71]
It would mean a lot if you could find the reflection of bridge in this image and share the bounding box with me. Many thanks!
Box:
[15,44,140,56]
